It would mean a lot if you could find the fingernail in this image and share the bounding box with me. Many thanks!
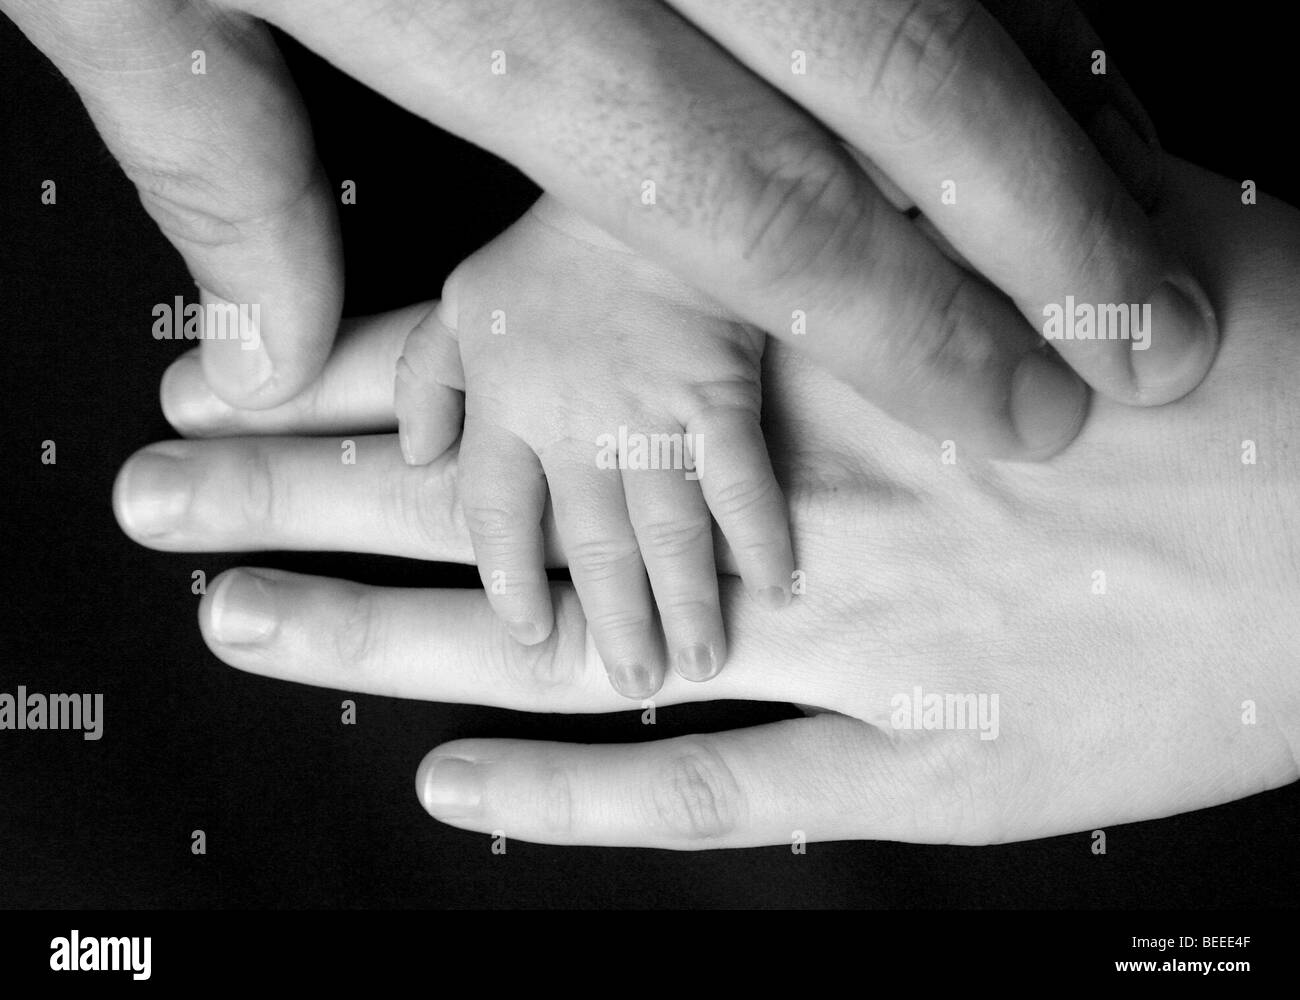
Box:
[394,357,439,466]
[116,452,192,538]
[755,586,790,610]
[420,756,483,816]
[210,571,279,646]
[676,644,719,682]
[508,619,546,645]
[1129,276,1219,404]
[1088,103,1163,213]
[1009,349,1091,459]
[611,662,660,700]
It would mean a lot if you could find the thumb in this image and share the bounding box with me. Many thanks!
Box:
[6,0,342,408]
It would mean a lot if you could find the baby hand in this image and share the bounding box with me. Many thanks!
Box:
[394,197,793,699]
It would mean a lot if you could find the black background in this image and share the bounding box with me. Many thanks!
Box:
[1,4,1296,909]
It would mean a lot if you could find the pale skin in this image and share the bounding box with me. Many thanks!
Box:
[5,0,1215,454]
[393,196,794,699]
[115,158,1299,848]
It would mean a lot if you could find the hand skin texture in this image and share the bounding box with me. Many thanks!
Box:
[394,196,795,700]
[4,0,1214,456]
[114,159,1299,849]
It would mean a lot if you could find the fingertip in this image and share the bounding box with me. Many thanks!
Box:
[675,642,722,682]
[196,286,338,411]
[416,748,486,820]
[199,336,290,410]
[1008,348,1092,461]
[394,356,463,464]
[394,357,441,465]
[195,287,281,409]
[508,616,553,646]
[161,351,232,435]
[608,662,664,701]
[197,568,242,650]
[203,568,283,650]
[112,443,193,542]
[414,751,438,813]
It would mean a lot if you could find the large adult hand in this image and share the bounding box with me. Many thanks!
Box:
[5,0,1213,455]
[114,159,1298,847]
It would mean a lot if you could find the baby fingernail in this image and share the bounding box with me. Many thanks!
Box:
[508,619,546,645]
[419,756,483,817]
[755,586,790,610]
[394,357,439,466]
[676,644,719,682]
[1009,349,1090,459]
[611,663,660,700]
[210,571,279,646]
[116,451,192,538]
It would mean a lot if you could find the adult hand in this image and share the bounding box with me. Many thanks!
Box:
[114,159,1299,847]
[5,0,1212,456]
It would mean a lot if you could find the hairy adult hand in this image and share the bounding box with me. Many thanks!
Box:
[4,0,1212,455]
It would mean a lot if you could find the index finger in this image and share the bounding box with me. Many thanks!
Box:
[247,0,1088,459]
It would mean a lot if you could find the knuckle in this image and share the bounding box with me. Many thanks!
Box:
[657,595,719,627]
[496,624,579,692]
[567,536,641,583]
[1063,180,1134,282]
[536,766,575,836]
[462,502,520,545]
[727,130,872,289]
[235,445,285,533]
[124,141,323,253]
[636,516,712,561]
[645,742,745,842]
[327,587,382,673]
[129,160,247,251]
[682,379,761,423]
[402,462,466,560]
[584,604,653,646]
[860,0,981,142]
[709,472,781,523]
[891,272,999,381]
